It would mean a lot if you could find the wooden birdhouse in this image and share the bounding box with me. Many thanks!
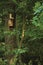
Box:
[8,13,14,29]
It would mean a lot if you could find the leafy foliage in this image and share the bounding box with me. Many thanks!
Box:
[0,0,43,65]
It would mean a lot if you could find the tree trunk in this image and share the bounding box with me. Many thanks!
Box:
[5,13,17,65]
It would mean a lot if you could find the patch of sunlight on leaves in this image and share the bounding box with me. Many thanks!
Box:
[33,2,41,12]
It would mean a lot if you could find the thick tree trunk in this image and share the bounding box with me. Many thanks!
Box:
[5,13,17,65]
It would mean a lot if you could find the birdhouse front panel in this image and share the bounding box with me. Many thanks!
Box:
[8,19,13,27]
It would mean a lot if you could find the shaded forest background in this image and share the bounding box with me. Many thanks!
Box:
[0,0,43,65]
